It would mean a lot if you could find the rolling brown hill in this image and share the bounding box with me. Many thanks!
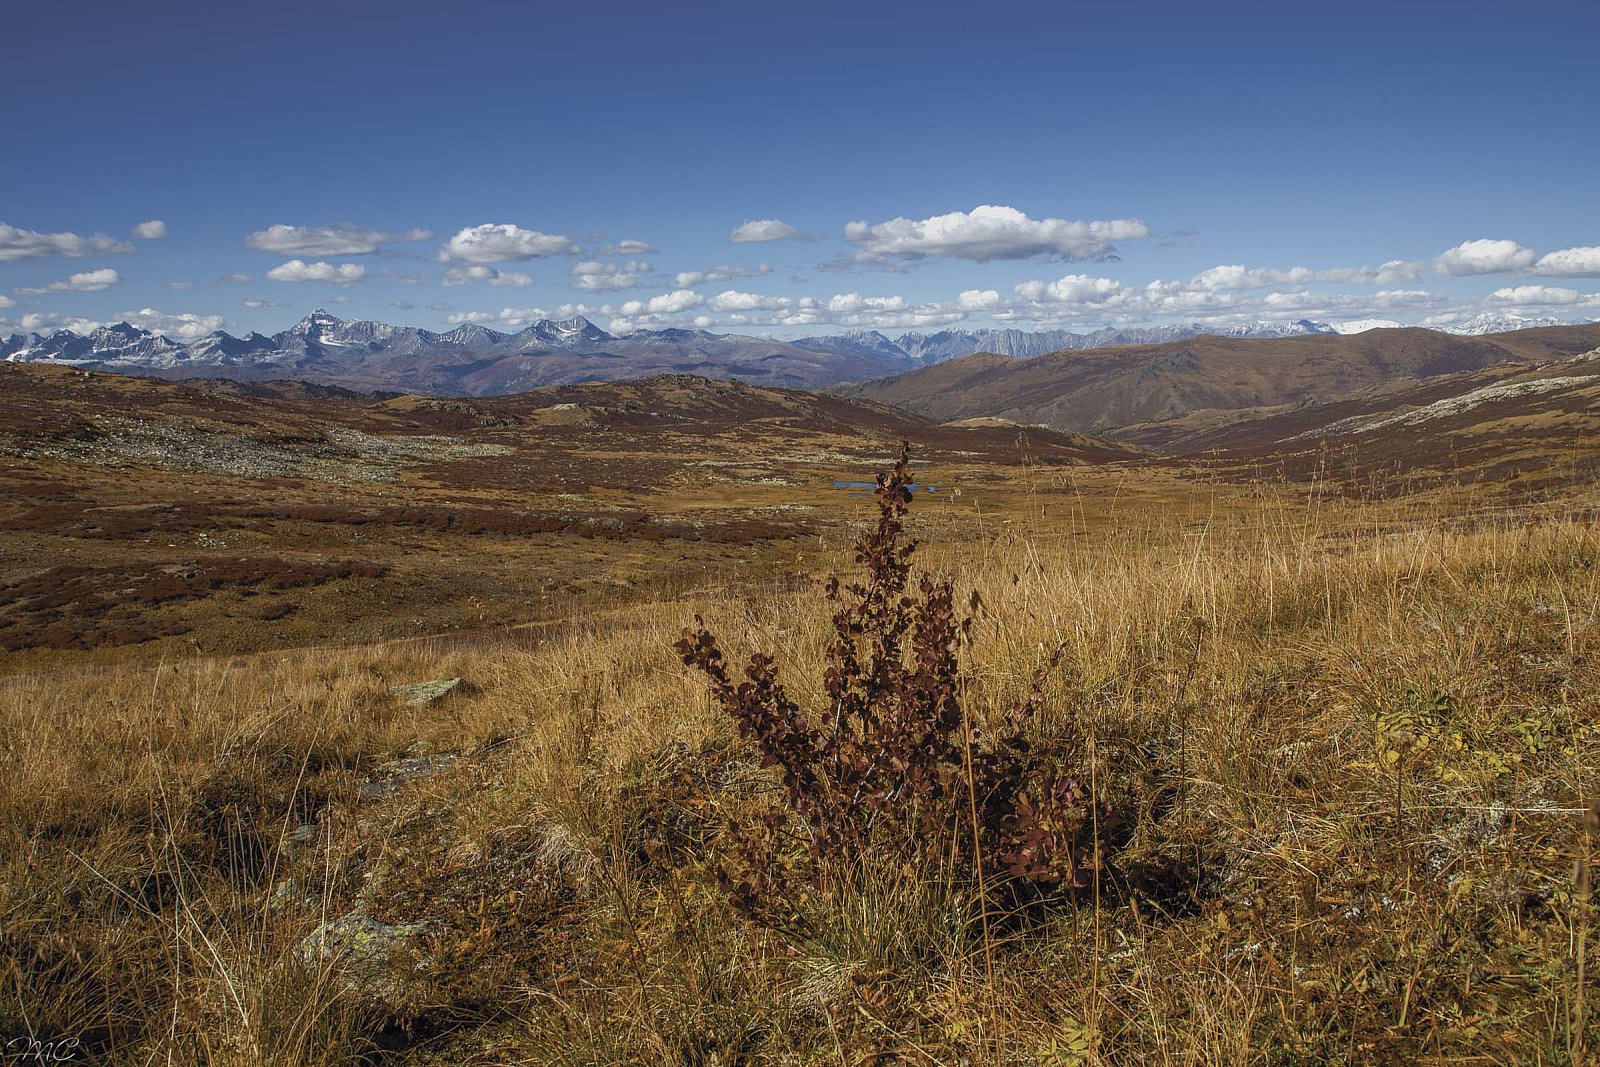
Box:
[836,323,1600,437]
[1130,343,1600,496]
[0,364,1138,667]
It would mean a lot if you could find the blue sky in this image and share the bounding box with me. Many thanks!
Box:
[4,0,1598,340]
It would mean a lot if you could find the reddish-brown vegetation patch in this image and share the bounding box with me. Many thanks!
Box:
[256,503,807,544]
[0,557,387,651]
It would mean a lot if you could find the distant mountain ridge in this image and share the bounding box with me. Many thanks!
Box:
[4,308,1594,395]
[0,310,908,394]
[793,319,1340,362]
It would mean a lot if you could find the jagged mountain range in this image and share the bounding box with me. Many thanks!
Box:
[3,308,1592,396]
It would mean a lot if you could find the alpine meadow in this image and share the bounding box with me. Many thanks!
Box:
[4,2,1600,1064]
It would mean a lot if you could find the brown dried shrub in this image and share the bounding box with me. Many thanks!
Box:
[677,443,1115,926]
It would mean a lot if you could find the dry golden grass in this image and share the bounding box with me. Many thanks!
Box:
[3,471,1599,1064]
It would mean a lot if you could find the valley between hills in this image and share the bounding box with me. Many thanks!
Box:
[5,320,1600,1063]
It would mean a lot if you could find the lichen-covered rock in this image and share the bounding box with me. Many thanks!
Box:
[296,912,432,1006]
[358,753,459,800]
[389,676,463,706]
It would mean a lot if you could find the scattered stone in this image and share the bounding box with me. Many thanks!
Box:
[390,676,463,707]
[359,753,460,801]
[295,912,432,1004]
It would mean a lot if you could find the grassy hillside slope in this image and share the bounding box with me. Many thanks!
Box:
[5,466,1598,1064]
[839,324,1600,434]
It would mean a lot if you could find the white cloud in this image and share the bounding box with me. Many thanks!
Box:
[730,219,801,243]
[1015,274,1132,305]
[221,273,252,284]
[0,221,135,261]
[958,289,1002,310]
[1487,284,1587,306]
[570,260,651,291]
[243,298,283,309]
[599,238,654,255]
[1183,264,1301,291]
[844,205,1150,263]
[995,265,1457,328]
[446,306,575,329]
[19,268,122,294]
[708,289,792,312]
[442,265,535,287]
[446,310,504,325]
[1434,238,1537,276]
[674,263,772,287]
[247,223,431,256]
[1374,259,1427,284]
[616,289,705,316]
[1177,260,1428,292]
[828,292,907,314]
[1533,246,1600,277]
[440,223,579,262]
[265,260,367,285]
[132,219,168,240]
[121,308,227,340]
[5,312,93,333]
[0,294,12,309]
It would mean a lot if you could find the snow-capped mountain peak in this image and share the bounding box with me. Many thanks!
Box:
[1329,318,1403,335]
[3,308,1594,393]
[1442,311,1575,336]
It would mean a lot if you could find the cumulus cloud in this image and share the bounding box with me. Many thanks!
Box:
[674,263,772,287]
[1014,274,1132,305]
[1183,261,1424,291]
[0,294,13,309]
[681,289,966,333]
[121,308,227,340]
[132,219,168,239]
[1434,238,1537,276]
[616,289,705,316]
[19,268,122,294]
[844,205,1150,264]
[570,260,650,291]
[447,303,648,330]
[828,292,908,314]
[440,223,580,262]
[598,238,654,255]
[1373,259,1427,284]
[3,312,97,334]
[445,310,504,326]
[265,260,367,284]
[958,289,1002,310]
[441,265,534,287]
[730,219,801,243]
[0,221,135,261]
[247,223,431,256]
[1533,246,1600,277]
[1487,284,1587,306]
[707,289,791,312]
[997,264,1456,327]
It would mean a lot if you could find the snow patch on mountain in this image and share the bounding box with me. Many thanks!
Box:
[1297,375,1600,439]
[1441,311,1582,336]
[1329,319,1403,335]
